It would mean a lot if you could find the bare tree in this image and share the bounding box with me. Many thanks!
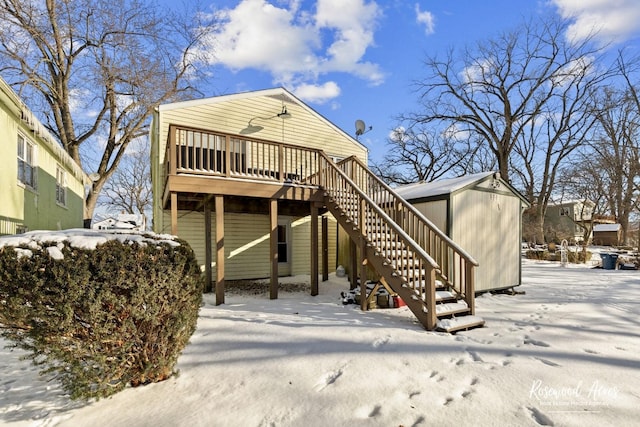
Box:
[403,16,611,242]
[0,0,214,226]
[99,147,151,229]
[371,126,485,185]
[587,87,640,244]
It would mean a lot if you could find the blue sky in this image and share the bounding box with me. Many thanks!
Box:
[187,0,640,164]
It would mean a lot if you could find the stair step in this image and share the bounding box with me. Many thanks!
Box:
[403,279,447,290]
[435,290,457,302]
[435,301,469,316]
[436,315,485,333]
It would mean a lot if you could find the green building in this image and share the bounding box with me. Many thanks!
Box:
[0,76,86,235]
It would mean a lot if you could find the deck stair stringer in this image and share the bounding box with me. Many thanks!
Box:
[312,153,483,332]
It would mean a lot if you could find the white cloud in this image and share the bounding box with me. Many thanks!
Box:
[551,0,640,44]
[415,4,435,35]
[293,81,341,104]
[202,0,384,101]
[209,0,318,75]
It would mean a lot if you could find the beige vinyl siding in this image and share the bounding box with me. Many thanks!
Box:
[412,200,447,233]
[450,189,521,292]
[163,210,337,280]
[224,213,272,279]
[290,214,338,276]
[157,94,366,167]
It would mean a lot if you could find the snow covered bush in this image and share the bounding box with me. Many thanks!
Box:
[0,230,203,400]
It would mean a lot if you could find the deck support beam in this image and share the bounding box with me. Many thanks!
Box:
[170,192,178,235]
[215,195,225,305]
[270,199,278,299]
[322,216,329,281]
[311,203,319,296]
[204,197,212,293]
[359,198,368,311]
[349,238,357,290]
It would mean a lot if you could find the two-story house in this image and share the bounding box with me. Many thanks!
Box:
[150,87,482,332]
[0,76,85,235]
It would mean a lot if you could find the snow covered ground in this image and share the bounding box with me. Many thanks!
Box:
[1,259,639,427]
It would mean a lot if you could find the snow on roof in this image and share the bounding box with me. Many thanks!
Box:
[0,229,178,260]
[394,172,494,201]
[593,223,621,232]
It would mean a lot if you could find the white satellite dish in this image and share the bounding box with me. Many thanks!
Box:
[88,173,100,182]
[355,119,372,139]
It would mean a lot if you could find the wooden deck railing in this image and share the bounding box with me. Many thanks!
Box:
[336,156,478,311]
[164,125,477,319]
[165,125,320,183]
[308,152,442,328]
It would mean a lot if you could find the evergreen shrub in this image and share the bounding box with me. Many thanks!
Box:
[0,234,203,400]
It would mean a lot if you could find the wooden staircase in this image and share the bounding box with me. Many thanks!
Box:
[307,154,483,333]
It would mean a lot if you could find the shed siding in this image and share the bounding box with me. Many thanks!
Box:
[450,188,522,292]
[412,200,447,232]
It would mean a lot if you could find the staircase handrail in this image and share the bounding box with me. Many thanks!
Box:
[338,156,479,267]
[311,153,440,271]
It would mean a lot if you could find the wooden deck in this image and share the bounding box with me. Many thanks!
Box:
[160,124,482,331]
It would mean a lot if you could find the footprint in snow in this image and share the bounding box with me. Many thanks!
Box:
[372,335,390,348]
[523,336,550,347]
[534,357,560,367]
[466,348,483,363]
[315,368,344,391]
[526,406,554,426]
[584,348,599,354]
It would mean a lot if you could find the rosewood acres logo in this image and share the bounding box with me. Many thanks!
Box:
[529,379,620,408]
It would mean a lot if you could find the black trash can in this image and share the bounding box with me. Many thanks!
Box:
[601,253,618,270]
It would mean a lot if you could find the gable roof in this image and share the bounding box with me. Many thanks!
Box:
[158,87,367,154]
[395,172,493,200]
[593,223,621,232]
[394,171,530,205]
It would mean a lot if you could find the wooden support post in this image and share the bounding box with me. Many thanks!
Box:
[349,238,357,290]
[311,203,319,296]
[359,239,368,311]
[170,192,178,235]
[215,195,225,305]
[322,216,329,281]
[270,199,278,299]
[465,263,475,315]
[426,265,437,331]
[359,197,368,311]
[204,198,212,293]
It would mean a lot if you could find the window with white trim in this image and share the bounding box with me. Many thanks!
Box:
[17,134,37,189]
[55,165,67,206]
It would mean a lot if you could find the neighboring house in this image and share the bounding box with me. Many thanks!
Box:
[92,213,146,231]
[544,199,595,243]
[592,223,622,246]
[150,87,483,332]
[395,172,530,293]
[0,76,86,235]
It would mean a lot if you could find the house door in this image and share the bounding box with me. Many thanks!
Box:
[277,219,291,276]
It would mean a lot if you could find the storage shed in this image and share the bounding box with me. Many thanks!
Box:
[395,172,529,293]
[592,223,622,246]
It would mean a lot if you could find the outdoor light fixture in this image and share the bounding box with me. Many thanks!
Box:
[277,106,291,119]
[240,106,292,135]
